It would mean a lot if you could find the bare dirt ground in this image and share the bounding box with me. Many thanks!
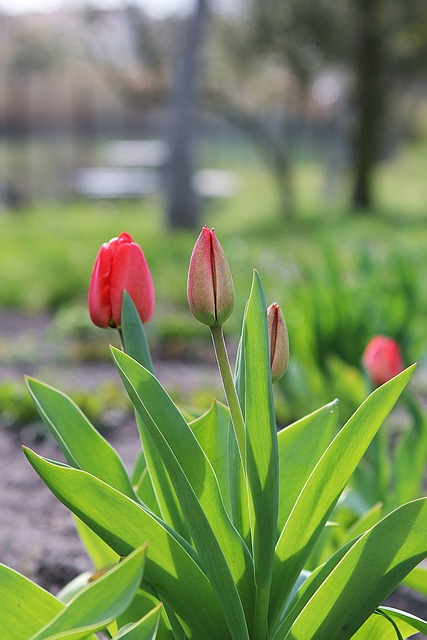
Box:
[0,311,426,636]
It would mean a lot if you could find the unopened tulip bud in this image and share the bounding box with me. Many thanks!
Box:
[88,232,154,328]
[267,303,289,383]
[362,335,404,387]
[187,226,234,326]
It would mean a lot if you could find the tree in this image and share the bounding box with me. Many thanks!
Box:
[165,0,210,229]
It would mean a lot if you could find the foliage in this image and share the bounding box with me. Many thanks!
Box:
[1,234,426,638]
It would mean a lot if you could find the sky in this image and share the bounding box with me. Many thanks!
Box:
[0,0,195,18]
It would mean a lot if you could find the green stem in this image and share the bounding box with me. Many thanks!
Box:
[210,323,246,468]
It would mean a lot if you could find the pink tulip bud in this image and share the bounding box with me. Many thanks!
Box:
[362,335,404,387]
[88,232,155,328]
[187,226,234,326]
[267,303,289,383]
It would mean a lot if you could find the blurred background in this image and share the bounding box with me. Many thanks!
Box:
[1,0,427,428]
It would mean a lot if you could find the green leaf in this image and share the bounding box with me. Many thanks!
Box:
[26,377,135,500]
[0,564,63,640]
[121,291,155,374]
[111,347,254,640]
[401,565,427,596]
[378,607,427,636]
[277,399,339,531]
[270,365,416,629]
[117,586,174,640]
[24,448,229,640]
[283,498,427,640]
[121,293,188,538]
[30,546,147,640]
[350,609,421,639]
[240,270,279,637]
[113,603,162,639]
[134,411,189,540]
[189,400,231,514]
[393,395,427,507]
[272,539,360,640]
[73,517,119,570]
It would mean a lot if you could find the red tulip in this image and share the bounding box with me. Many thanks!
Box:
[88,232,154,328]
[362,335,404,386]
[267,303,289,383]
[187,226,234,326]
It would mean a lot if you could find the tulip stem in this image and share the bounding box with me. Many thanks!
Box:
[210,323,246,468]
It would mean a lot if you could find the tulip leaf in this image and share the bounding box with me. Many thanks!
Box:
[277,399,339,531]
[393,395,427,508]
[111,347,253,640]
[239,270,279,636]
[189,400,231,514]
[30,546,147,640]
[135,411,190,540]
[121,291,155,374]
[24,448,230,640]
[26,377,135,500]
[270,365,416,628]
[73,517,119,570]
[113,603,162,639]
[402,564,427,596]
[377,607,427,636]
[281,498,427,640]
[349,609,421,639]
[0,564,64,640]
[121,292,188,539]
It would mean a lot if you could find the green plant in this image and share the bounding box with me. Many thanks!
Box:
[1,229,427,639]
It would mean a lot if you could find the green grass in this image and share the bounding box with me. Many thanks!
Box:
[2,140,427,424]
[2,140,427,341]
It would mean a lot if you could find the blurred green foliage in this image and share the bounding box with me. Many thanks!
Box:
[1,142,427,425]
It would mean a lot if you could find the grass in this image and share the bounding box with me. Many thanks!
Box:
[1,140,427,346]
[1,139,427,424]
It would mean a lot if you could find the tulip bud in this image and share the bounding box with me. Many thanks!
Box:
[187,226,234,326]
[88,232,154,328]
[267,303,289,383]
[362,335,404,387]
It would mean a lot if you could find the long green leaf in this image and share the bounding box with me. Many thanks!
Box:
[24,448,230,640]
[350,610,420,639]
[0,564,64,640]
[114,603,162,639]
[26,377,135,499]
[283,498,427,640]
[240,270,279,638]
[277,399,339,532]
[189,400,231,514]
[378,607,427,636]
[270,365,416,629]
[30,546,147,640]
[401,565,427,596]
[121,293,189,540]
[111,347,254,640]
[121,292,155,374]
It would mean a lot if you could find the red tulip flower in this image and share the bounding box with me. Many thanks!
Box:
[362,335,404,387]
[187,226,234,327]
[267,303,289,383]
[88,232,154,328]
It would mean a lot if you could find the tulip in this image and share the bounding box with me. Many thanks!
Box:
[362,335,404,387]
[267,303,289,383]
[187,226,234,326]
[88,232,154,328]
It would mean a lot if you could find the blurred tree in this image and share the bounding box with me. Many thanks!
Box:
[209,0,427,214]
[165,0,210,229]
[84,2,210,229]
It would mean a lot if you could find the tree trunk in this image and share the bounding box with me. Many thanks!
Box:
[165,0,210,229]
[351,0,387,212]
